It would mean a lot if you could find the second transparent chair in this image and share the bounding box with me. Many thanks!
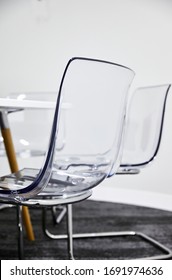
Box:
[0,57,134,259]
[43,84,172,259]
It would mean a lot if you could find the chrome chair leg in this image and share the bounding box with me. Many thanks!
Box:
[42,205,172,260]
[16,205,24,260]
[66,204,74,260]
[52,206,67,224]
[42,205,74,260]
[1,204,24,259]
[69,231,172,260]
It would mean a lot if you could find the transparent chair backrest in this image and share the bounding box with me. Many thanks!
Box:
[0,92,65,158]
[0,57,134,199]
[120,84,171,169]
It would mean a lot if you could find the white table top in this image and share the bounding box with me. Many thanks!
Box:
[0,98,71,111]
[0,98,56,110]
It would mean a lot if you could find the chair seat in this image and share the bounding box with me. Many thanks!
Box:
[0,168,92,206]
[20,190,92,207]
[117,167,140,174]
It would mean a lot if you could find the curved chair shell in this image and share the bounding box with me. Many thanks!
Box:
[0,57,134,259]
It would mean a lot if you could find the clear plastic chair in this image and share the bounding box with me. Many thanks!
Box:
[119,84,171,173]
[0,57,134,259]
[43,84,172,259]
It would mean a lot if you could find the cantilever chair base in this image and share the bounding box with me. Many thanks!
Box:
[43,166,172,260]
[0,190,92,260]
[42,207,172,260]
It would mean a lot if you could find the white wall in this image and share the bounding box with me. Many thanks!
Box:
[0,0,172,207]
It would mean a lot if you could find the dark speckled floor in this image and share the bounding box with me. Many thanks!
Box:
[0,199,172,260]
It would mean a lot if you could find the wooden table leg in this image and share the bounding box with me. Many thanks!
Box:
[0,111,35,241]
